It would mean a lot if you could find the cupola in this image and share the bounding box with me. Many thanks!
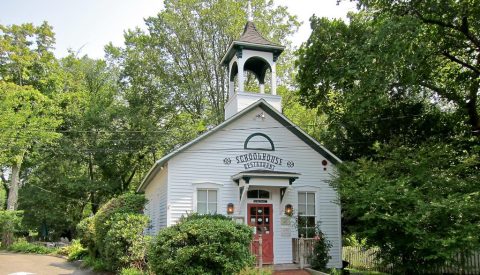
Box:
[221,2,285,120]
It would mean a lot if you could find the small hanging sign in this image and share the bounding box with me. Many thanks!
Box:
[253,199,268,203]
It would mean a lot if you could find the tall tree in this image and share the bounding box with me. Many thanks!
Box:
[0,82,61,211]
[295,1,480,271]
[107,0,299,127]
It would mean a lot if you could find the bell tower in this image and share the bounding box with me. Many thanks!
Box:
[221,2,285,120]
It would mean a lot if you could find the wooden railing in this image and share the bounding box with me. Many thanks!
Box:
[292,237,316,267]
[251,236,263,268]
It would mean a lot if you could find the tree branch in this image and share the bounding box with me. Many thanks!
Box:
[419,81,463,104]
[459,16,480,51]
[442,51,480,75]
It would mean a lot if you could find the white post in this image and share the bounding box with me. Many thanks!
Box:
[271,63,277,95]
[258,234,263,268]
[260,84,265,94]
[238,62,245,92]
[299,235,305,269]
[229,80,234,98]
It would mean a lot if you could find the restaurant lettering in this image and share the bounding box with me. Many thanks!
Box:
[223,152,294,171]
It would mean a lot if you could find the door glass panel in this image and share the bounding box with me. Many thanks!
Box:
[265,217,269,224]
[257,208,263,214]
[264,207,270,215]
[250,207,256,215]
[257,217,263,224]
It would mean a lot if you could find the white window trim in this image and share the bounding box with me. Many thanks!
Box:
[192,182,223,213]
[297,189,318,238]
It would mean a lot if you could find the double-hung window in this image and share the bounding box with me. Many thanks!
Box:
[298,191,316,238]
[197,189,217,214]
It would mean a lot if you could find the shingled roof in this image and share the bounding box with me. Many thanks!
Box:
[220,21,285,65]
[238,21,280,47]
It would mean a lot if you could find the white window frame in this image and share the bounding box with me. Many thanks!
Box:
[297,190,317,238]
[192,182,222,214]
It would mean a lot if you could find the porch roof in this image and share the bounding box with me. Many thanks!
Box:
[232,169,301,184]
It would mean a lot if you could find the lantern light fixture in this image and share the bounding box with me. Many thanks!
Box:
[227,203,234,215]
[285,204,293,216]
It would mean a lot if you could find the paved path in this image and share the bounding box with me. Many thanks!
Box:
[0,252,97,275]
[273,270,310,275]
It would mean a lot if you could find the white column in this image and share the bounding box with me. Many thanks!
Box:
[229,80,234,98]
[271,63,277,95]
[238,59,245,92]
[260,84,265,94]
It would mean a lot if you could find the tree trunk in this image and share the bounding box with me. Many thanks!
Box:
[6,162,21,211]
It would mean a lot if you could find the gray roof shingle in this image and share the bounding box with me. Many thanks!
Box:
[238,21,280,46]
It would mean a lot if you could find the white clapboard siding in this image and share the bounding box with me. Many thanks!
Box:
[146,105,342,268]
[144,166,168,234]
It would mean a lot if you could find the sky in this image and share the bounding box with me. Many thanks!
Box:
[0,0,357,59]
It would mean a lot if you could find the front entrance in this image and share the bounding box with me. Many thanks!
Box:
[248,204,274,264]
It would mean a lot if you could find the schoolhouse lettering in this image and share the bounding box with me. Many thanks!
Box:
[235,152,283,165]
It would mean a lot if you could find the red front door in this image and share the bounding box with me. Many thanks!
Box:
[248,204,274,264]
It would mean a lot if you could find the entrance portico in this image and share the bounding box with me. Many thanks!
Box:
[232,170,300,264]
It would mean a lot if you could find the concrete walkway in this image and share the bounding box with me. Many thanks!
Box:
[273,270,310,275]
[0,252,97,275]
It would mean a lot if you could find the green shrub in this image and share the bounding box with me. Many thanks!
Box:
[76,216,96,255]
[61,239,88,261]
[0,210,23,247]
[148,213,254,275]
[310,232,332,271]
[7,238,56,254]
[103,213,149,271]
[93,193,147,261]
[120,267,146,275]
[83,255,108,271]
[237,266,273,275]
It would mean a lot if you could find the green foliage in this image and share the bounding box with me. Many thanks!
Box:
[7,238,56,254]
[334,141,480,273]
[83,255,108,271]
[62,239,88,261]
[148,214,254,275]
[93,193,146,258]
[76,216,95,254]
[0,186,6,210]
[120,267,146,275]
[102,213,149,271]
[76,194,149,272]
[237,266,272,275]
[343,233,367,247]
[310,233,332,271]
[106,0,299,126]
[0,210,23,247]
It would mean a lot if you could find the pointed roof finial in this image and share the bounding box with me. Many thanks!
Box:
[247,0,253,21]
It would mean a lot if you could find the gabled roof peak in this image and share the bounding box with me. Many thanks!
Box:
[238,21,280,47]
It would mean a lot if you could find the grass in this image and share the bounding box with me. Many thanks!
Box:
[346,268,389,275]
[7,239,58,255]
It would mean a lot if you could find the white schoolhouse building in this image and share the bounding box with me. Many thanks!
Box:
[138,16,342,268]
